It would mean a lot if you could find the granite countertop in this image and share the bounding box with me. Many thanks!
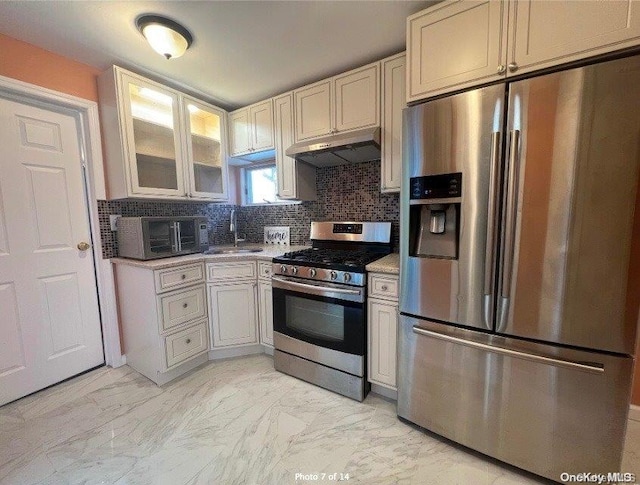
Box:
[366,253,400,275]
[111,244,310,270]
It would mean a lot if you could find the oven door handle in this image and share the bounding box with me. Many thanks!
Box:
[272,276,364,301]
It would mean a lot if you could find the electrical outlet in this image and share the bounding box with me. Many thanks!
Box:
[110,215,120,231]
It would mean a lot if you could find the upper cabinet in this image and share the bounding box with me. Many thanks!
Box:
[294,63,380,142]
[228,100,275,159]
[407,0,508,102]
[273,92,316,201]
[98,66,229,201]
[508,0,640,76]
[381,53,406,194]
[407,0,640,102]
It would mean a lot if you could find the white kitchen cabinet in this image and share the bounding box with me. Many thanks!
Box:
[182,95,229,200]
[294,63,380,143]
[97,65,229,201]
[367,273,398,391]
[294,80,333,142]
[258,280,273,348]
[407,0,508,102]
[381,53,406,193]
[274,92,316,201]
[206,261,259,349]
[507,0,640,76]
[229,100,275,158]
[208,282,258,348]
[334,64,380,133]
[113,261,209,385]
[368,299,398,390]
[407,0,640,102]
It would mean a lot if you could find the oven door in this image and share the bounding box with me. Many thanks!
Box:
[272,276,365,356]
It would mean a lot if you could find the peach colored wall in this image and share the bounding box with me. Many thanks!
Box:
[0,33,101,101]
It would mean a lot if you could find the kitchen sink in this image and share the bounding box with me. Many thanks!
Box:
[204,248,264,255]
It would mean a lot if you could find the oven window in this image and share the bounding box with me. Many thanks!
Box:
[286,296,344,342]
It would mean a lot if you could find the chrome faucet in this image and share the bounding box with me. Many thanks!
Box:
[230,209,246,247]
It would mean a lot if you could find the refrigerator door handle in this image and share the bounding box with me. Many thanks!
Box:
[498,129,521,332]
[483,131,502,329]
[412,326,604,374]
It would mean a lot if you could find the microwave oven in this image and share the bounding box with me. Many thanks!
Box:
[116,216,209,260]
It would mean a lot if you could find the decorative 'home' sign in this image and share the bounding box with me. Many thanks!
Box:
[264,226,290,245]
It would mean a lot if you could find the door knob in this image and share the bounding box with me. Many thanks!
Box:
[508,62,518,73]
[77,242,91,251]
[497,65,506,74]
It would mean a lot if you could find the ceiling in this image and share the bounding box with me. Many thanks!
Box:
[0,1,431,110]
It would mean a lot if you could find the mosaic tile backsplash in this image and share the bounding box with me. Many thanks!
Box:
[97,160,400,258]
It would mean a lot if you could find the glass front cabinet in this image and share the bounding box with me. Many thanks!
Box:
[98,66,229,201]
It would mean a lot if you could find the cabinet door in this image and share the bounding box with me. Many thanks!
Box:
[381,54,405,193]
[249,100,275,152]
[368,299,398,390]
[208,282,258,348]
[406,0,508,102]
[118,72,186,197]
[334,63,380,133]
[229,108,251,156]
[294,80,332,142]
[274,93,296,199]
[258,280,273,347]
[181,96,229,200]
[509,0,640,76]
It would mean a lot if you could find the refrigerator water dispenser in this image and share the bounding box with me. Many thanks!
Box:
[408,173,461,259]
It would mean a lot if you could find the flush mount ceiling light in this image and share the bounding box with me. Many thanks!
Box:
[136,15,193,60]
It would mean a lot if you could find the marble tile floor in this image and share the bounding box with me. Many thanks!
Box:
[0,354,638,485]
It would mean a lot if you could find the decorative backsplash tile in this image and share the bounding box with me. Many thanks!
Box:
[97,160,400,258]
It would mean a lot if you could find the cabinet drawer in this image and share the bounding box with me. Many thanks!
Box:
[164,321,208,369]
[368,274,399,301]
[155,263,204,293]
[258,261,272,279]
[206,261,256,282]
[159,285,207,332]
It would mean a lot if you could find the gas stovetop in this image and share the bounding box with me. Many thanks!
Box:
[275,248,387,272]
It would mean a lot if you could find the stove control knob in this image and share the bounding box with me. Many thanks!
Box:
[280,265,287,274]
[330,271,338,280]
[310,268,317,277]
[292,266,298,275]
[344,272,352,282]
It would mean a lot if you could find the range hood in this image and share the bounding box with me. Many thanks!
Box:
[285,126,381,167]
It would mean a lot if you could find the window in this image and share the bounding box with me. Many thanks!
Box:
[242,163,298,205]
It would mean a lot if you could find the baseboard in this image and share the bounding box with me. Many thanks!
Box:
[630,404,640,422]
[208,344,264,361]
[370,383,398,401]
[263,344,274,356]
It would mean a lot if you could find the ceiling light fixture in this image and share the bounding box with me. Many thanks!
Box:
[136,14,193,60]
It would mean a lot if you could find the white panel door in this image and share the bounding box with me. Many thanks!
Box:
[0,97,104,405]
[229,108,251,156]
[249,100,274,152]
[368,299,398,390]
[208,282,258,348]
[381,53,406,193]
[294,80,332,142]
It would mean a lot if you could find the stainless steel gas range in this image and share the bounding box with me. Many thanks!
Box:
[271,221,392,401]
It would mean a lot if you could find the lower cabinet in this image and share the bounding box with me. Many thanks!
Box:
[114,262,210,386]
[208,281,258,347]
[367,273,399,391]
[258,280,274,347]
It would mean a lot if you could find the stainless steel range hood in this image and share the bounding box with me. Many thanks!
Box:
[285,127,381,167]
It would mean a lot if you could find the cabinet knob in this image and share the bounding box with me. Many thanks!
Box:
[381,285,388,291]
[77,241,91,251]
[508,62,518,73]
[181,274,186,280]
[186,338,191,344]
[183,302,188,308]
[497,64,506,74]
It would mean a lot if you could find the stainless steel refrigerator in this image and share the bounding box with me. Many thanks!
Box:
[398,55,640,482]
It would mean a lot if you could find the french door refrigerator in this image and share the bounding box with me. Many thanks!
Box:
[398,54,640,482]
